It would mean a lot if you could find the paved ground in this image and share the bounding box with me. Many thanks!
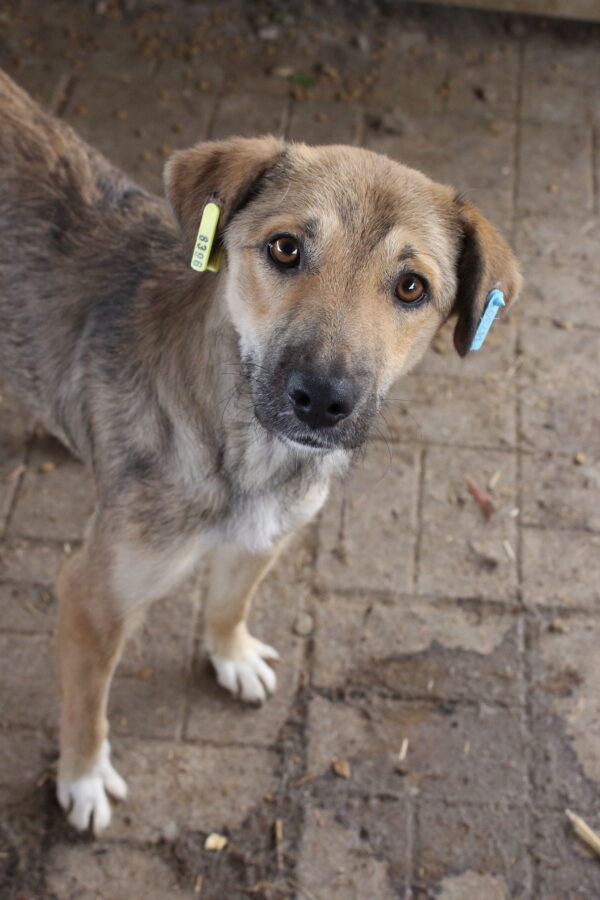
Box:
[1,0,600,897]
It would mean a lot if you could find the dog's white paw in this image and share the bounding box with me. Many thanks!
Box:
[209,629,280,704]
[57,739,128,835]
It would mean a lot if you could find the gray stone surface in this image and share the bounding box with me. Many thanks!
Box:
[1,1,600,897]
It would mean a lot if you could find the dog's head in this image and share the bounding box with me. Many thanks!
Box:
[166,137,522,453]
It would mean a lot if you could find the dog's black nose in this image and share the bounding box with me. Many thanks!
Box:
[287,369,357,430]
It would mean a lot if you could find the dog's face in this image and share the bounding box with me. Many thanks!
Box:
[166,138,522,452]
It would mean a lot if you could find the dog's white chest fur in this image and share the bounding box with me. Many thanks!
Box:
[222,478,330,554]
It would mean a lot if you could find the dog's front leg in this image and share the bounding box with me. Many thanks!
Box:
[56,538,133,834]
[205,541,284,704]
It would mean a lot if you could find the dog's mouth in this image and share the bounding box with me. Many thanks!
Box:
[251,399,376,454]
[278,431,335,453]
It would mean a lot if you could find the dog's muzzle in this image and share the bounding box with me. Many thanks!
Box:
[248,351,376,452]
[286,368,358,431]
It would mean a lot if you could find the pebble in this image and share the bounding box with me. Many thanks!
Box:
[162,820,179,841]
[293,612,315,636]
[258,25,280,41]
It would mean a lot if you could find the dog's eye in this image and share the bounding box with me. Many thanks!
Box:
[268,236,301,268]
[395,274,427,304]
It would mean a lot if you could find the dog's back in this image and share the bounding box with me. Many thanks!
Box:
[0,70,177,456]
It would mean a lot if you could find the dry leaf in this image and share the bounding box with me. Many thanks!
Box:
[465,476,494,520]
[332,758,351,779]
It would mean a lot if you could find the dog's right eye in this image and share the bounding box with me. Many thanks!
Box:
[267,236,301,269]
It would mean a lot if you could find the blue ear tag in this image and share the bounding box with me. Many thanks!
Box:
[469,289,505,351]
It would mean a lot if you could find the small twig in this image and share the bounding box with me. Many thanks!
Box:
[274,818,284,872]
[291,771,317,788]
[566,809,600,857]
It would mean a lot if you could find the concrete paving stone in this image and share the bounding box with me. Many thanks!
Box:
[10,437,95,542]
[0,632,57,731]
[533,810,600,899]
[375,7,517,118]
[371,24,453,115]
[530,614,600,811]
[210,92,288,140]
[442,40,519,120]
[107,740,278,841]
[380,371,516,448]
[365,113,516,227]
[287,100,361,144]
[64,69,214,196]
[522,527,600,610]
[0,581,55,633]
[521,450,600,532]
[312,593,525,706]
[415,800,531,898]
[307,694,528,805]
[317,442,419,594]
[186,535,310,746]
[515,214,600,327]
[296,805,399,900]
[110,673,188,742]
[521,33,600,125]
[412,317,517,379]
[518,319,600,455]
[46,842,193,900]
[517,121,593,219]
[0,538,64,585]
[417,446,518,601]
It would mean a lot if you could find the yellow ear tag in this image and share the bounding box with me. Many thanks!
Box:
[190,202,221,273]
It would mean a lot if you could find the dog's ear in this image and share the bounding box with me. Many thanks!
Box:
[452,199,522,356]
[164,135,285,260]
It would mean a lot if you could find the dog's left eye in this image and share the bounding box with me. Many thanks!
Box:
[395,274,427,304]
[267,236,301,268]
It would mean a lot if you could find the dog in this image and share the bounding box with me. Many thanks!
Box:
[0,69,521,834]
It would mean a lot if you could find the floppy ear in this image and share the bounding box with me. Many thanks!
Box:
[164,135,285,261]
[452,199,522,356]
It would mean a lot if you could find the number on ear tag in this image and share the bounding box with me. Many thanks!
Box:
[190,202,221,273]
[469,289,505,351]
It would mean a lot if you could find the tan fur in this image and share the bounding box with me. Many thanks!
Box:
[0,70,522,833]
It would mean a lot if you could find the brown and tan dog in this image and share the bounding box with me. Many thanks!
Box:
[0,69,521,833]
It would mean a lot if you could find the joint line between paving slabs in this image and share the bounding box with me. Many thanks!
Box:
[279,94,293,139]
[510,37,524,245]
[205,90,225,141]
[514,49,538,896]
[355,105,366,147]
[412,447,426,592]
[48,71,76,117]
[592,123,599,217]
[511,36,538,896]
